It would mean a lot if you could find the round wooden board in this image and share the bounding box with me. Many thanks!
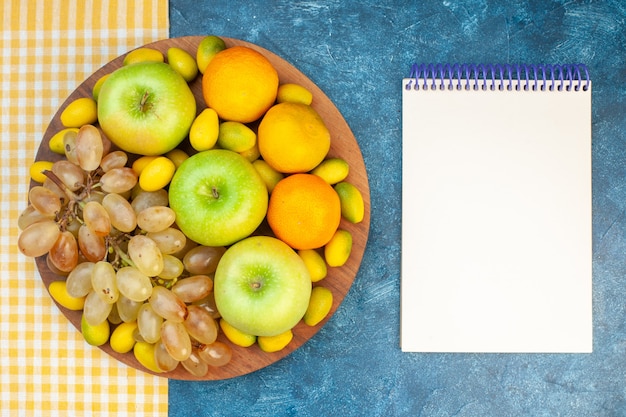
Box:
[33,36,370,380]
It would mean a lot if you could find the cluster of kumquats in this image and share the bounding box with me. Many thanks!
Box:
[17,35,365,377]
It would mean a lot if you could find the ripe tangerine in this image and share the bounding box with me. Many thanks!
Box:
[267,173,341,250]
[202,46,278,123]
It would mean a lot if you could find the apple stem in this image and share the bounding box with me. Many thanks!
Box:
[139,91,150,112]
[212,186,219,199]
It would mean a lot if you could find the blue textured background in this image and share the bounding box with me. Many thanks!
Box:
[168,1,626,416]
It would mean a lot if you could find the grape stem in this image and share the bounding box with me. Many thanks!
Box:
[42,170,81,201]
[107,237,136,270]
[57,200,79,232]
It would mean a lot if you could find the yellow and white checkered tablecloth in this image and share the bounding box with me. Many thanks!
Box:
[0,1,169,415]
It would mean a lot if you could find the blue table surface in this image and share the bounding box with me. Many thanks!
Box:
[168,1,626,416]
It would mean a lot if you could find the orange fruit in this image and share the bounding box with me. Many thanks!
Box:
[202,46,278,123]
[258,102,331,174]
[267,173,341,250]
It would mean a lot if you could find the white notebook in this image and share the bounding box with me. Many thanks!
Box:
[401,64,592,353]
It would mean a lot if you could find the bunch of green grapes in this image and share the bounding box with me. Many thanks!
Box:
[18,124,232,376]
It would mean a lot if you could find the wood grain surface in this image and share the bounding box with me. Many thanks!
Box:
[32,36,370,380]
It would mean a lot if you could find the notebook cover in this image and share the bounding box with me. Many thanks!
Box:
[401,65,592,353]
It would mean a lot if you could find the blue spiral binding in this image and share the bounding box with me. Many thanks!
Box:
[405,63,590,92]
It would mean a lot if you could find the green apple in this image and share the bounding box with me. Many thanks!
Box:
[168,149,268,247]
[97,61,196,155]
[214,236,312,337]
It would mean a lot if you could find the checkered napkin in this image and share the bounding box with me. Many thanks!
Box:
[0,1,169,415]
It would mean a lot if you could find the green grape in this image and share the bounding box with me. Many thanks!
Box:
[42,176,67,200]
[181,349,208,377]
[116,266,153,302]
[18,220,60,257]
[101,193,137,233]
[171,275,213,303]
[77,224,106,262]
[62,129,79,165]
[83,290,113,326]
[154,340,179,372]
[182,245,226,275]
[149,286,187,323]
[51,160,84,191]
[116,294,143,323]
[64,215,81,237]
[82,201,111,237]
[192,292,220,319]
[17,205,55,230]
[107,302,122,325]
[183,305,218,345]
[197,341,232,367]
[75,124,104,171]
[82,190,105,204]
[146,228,187,255]
[170,236,198,260]
[46,254,68,277]
[160,320,192,362]
[29,186,62,217]
[91,261,119,304]
[48,230,79,273]
[130,189,169,214]
[100,150,128,172]
[158,255,184,280]
[128,235,163,277]
[132,326,146,343]
[66,261,95,298]
[137,303,163,344]
[136,205,176,233]
[100,167,138,194]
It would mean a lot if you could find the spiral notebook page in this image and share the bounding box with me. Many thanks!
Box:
[401,65,592,353]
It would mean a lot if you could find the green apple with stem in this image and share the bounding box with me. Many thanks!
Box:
[97,61,196,155]
[168,149,268,247]
[214,235,312,337]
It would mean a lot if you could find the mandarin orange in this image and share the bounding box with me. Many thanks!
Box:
[267,173,341,250]
[202,46,278,123]
[257,102,330,174]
